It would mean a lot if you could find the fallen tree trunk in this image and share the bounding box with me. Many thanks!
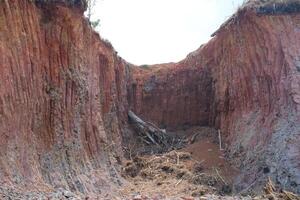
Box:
[128,111,169,147]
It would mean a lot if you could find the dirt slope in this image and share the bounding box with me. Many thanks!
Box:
[129,3,300,193]
[0,0,130,197]
[0,0,299,198]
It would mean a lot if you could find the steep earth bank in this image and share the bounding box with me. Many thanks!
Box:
[129,3,300,193]
[0,0,299,198]
[0,0,131,197]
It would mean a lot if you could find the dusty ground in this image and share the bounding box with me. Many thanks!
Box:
[0,127,299,199]
[118,127,238,199]
[118,127,300,200]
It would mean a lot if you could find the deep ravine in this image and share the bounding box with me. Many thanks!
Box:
[0,0,299,199]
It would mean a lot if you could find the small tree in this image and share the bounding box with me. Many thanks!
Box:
[86,0,101,29]
[86,0,96,20]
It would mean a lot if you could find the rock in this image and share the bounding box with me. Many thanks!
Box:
[63,190,74,198]
[132,194,143,200]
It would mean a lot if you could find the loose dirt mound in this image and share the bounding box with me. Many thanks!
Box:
[120,150,233,199]
[119,126,300,199]
[119,151,300,200]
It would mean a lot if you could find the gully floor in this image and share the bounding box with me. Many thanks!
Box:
[119,126,241,200]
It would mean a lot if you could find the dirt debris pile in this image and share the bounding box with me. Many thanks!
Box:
[127,111,187,156]
[121,150,233,198]
[120,150,300,200]
[120,126,239,200]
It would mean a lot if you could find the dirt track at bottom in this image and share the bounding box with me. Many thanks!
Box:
[182,139,239,184]
[118,126,300,200]
[119,127,239,199]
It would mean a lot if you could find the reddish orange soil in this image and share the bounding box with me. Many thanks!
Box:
[0,1,300,198]
[119,127,241,199]
[182,139,239,184]
[169,126,239,183]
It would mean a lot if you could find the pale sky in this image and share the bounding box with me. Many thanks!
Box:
[91,0,244,65]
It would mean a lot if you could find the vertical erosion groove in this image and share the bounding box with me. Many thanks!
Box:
[0,0,299,195]
[0,0,129,195]
[129,10,300,193]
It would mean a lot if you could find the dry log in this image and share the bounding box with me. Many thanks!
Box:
[218,129,224,150]
[128,111,169,146]
[189,132,200,144]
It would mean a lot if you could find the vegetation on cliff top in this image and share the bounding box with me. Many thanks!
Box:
[33,0,88,10]
[243,0,300,14]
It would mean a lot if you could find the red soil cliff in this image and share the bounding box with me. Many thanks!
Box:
[0,0,130,197]
[0,0,299,197]
[129,5,300,193]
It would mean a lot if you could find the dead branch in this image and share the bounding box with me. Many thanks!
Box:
[218,129,224,151]
[215,168,228,185]
[189,132,200,144]
[128,111,171,147]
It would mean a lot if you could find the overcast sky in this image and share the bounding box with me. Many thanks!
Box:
[91,0,244,65]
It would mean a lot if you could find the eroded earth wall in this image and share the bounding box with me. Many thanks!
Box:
[129,7,300,193]
[0,0,299,196]
[0,0,130,196]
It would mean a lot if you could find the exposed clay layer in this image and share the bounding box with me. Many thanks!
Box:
[129,8,300,193]
[0,0,130,197]
[128,64,214,129]
[0,0,299,197]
